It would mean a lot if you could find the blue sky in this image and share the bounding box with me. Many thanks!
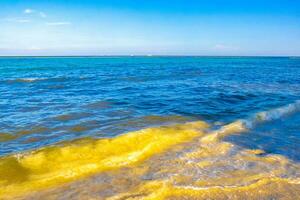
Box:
[0,0,299,56]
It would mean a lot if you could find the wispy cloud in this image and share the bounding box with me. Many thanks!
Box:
[46,22,71,26]
[16,19,31,23]
[23,8,47,18]
[24,9,35,14]
[39,12,47,18]
[213,44,239,51]
[3,18,31,23]
[27,46,42,50]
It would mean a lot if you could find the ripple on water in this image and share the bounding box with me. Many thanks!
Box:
[0,126,50,144]
[54,112,92,122]
[68,125,89,132]
[84,101,112,109]
[0,133,18,142]
[116,115,193,128]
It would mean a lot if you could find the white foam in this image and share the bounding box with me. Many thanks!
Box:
[243,100,300,129]
[13,78,45,82]
[20,78,38,82]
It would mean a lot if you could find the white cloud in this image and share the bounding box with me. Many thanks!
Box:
[3,18,31,23]
[46,22,71,26]
[16,19,31,23]
[24,9,35,14]
[27,46,42,50]
[213,44,239,51]
[39,12,47,18]
[23,9,47,18]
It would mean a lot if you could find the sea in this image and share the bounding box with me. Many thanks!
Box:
[0,56,300,199]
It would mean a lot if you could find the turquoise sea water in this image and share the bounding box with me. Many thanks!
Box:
[0,56,300,160]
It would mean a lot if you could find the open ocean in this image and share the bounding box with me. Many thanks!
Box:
[1,56,300,199]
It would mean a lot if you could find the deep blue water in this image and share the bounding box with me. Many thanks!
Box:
[0,57,300,160]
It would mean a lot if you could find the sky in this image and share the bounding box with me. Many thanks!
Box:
[0,0,300,56]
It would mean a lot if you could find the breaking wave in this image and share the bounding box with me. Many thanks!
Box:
[243,100,300,128]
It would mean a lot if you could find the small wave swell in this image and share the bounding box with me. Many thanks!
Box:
[8,78,45,83]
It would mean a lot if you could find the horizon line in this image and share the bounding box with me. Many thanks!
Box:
[0,55,299,58]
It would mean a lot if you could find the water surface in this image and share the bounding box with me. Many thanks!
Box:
[0,57,300,199]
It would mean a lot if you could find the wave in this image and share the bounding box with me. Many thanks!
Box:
[7,78,46,83]
[243,100,300,128]
[6,77,70,83]
[1,103,300,199]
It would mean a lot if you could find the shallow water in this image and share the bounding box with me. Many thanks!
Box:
[0,57,300,199]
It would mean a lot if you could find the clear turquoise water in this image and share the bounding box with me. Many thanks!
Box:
[0,56,300,160]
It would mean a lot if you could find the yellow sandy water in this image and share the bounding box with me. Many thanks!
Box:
[0,120,300,199]
[0,121,208,199]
